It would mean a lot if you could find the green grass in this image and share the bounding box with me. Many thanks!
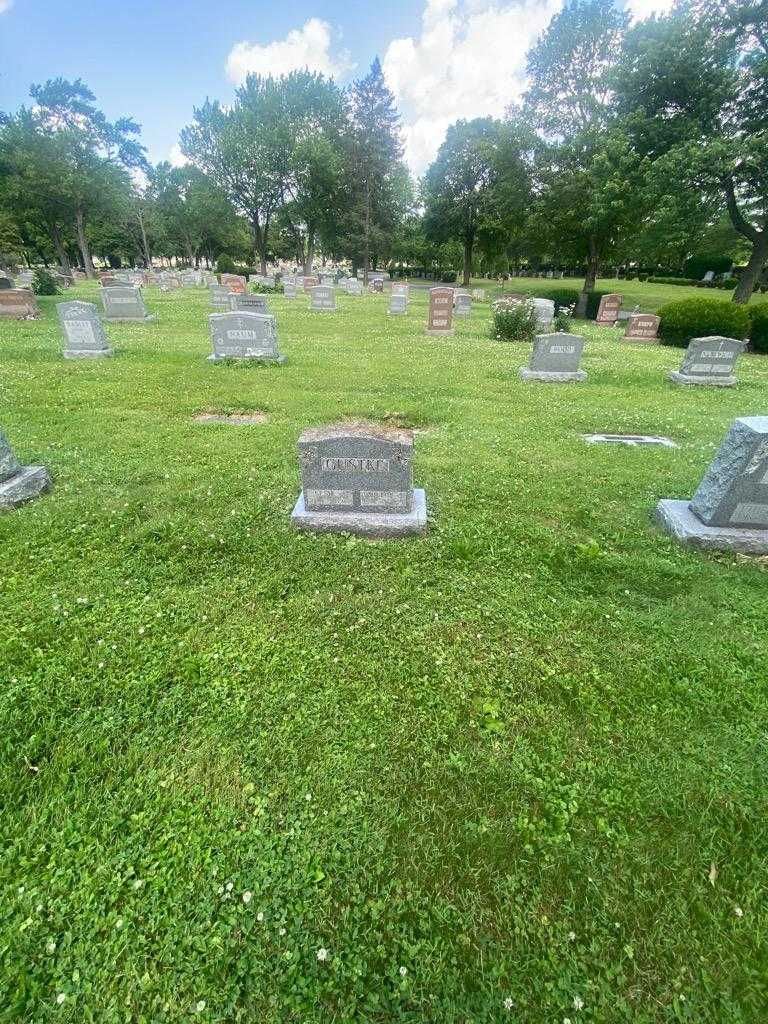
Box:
[2,283,767,1023]
[473,274,767,313]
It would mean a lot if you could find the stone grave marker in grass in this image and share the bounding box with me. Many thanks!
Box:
[101,285,154,323]
[656,416,768,553]
[0,289,39,319]
[0,428,51,510]
[310,285,336,311]
[532,297,554,328]
[668,336,744,387]
[291,422,427,538]
[454,292,472,317]
[229,292,269,314]
[624,313,660,342]
[57,301,113,359]
[389,293,407,316]
[220,273,246,294]
[596,293,622,324]
[210,285,231,309]
[426,287,454,335]
[519,332,587,382]
[208,311,285,363]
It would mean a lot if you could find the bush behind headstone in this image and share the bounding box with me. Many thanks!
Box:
[657,297,751,348]
[748,303,768,354]
[32,269,59,295]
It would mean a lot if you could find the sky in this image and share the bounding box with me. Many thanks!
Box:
[0,0,675,177]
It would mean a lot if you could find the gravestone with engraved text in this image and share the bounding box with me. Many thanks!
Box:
[668,336,744,387]
[208,311,284,363]
[57,300,113,359]
[426,287,454,335]
[520,332,587,382]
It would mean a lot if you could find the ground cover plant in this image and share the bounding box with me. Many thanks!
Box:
[2,283,768,1023]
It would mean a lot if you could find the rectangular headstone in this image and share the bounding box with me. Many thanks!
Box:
[0,289,39,319]
[388,293,407,315]
[0,428,51,509]
[520,332,586,382]
[624,313,660,341]
[208,311,284,363]
[57,300,112,358]
[532,297,554,328]
[310,285,336,311]
[391,282,409,299]
[210,285,231,309]
[596,293,622,324]
[283,281,297,299]
[303,276,319,293]
[471,288,485,301]
[220,273,246,294]
[346,278,362,296]
[669,336,744,387]
[703,270,715,283]
[101,285,153,322]
[229,292,269,314]
[453,292,472,316]
[370,278,384,293]
[426,287,454,335]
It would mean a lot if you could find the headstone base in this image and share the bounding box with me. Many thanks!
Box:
[519,367,587,382]
[64,347,114,360]
[655,498,768,554]
[207,353,286,364]
[291,488,427,539]
[105,315,156,323]
[668,370,736,387]
[426,329,454,336]
[0,466,52,510]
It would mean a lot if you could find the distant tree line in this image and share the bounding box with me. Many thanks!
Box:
[0,0,765,303]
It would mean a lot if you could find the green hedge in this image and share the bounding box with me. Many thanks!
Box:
[749,303,768,354]
[647,276,699,286]
[32,269,59,295]
[523,286,612,320]
[657,297,751,348]
[684,253,733,280]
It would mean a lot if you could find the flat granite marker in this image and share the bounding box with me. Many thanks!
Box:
[624,313,660,342]
[57,301,113,359]
[596,293,622,324]
[668,336,744,387]
[656,416,768,553]
[291,423,427,538]
[0,289,39,320]
[208,311,285,363]
[229,292,269,314]
[0,428,51,510]
[454,292,472,316]
[101,285,154,322]
[426,286,454,335]
[309,285,336,311]
[519,332,587,382]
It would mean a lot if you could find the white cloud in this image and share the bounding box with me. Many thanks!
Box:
[384,0,562,175]
[624,0,675,21]
[0,0,13,13]
[168,143,188,168]
[225,18,354,86]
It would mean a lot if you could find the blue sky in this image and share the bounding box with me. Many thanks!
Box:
[0,0,672,175]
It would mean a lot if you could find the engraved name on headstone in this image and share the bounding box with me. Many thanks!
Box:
[596,293,622,324]
[57,301,112,359]
[668,336,744,387]
[310,285,336,311]
[229,292,269,314]
[520,332,587,382]
[426,286,454,335]
[453,292,472,316]
[208,311,285,363]
[624,313,660,341]
[291,423,427,537]
[656,416,768,552]
[101,285,153,322]
[210,284,231,309]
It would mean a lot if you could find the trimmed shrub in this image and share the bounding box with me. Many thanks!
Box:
[749,303,768,354]
[32,269,59,295]
[684,252,733,280]
[657,297,751,348]
[249,282,284,294]
[440,271,457,283]
[716,277,738,290]
[528,286,580,308]
[646,276,699,286]
[491,295,538,343]
[216,254,236,275]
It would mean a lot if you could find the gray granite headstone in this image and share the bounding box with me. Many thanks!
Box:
[291,423,427,537]
[656,416,768,552]
[531,297,555,328]
[229,292,269,314]
[391,282,409,300]
[453,292,472,316]
[208,311,284,363]
[389,293,407,315]
[283,281,297,299]
[520,332,586,382]
[101,285,153,322]
[57,300,113,359]
[0,428,51,510]
[310,285,336,311]
[346,278,362,296]
[669,336,744,387]
[210,285,231,309]
[703,270,715,283]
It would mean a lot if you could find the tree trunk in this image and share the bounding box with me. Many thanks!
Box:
[363,175,371,285]
[251,213,268,275]
[50,223,72,276]
[733,232,767,305]
[137,210,152,269]
[303,227,315,276]
[75,205,95,278]
[462,234,473,287]
[575,239,599,318]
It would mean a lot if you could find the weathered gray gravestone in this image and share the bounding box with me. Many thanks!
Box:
[668,336,744,387]
[210,284,231,309]
[309,285,336,311]
[532,297,555,328]
[208,311,285,363]
[519,332,587,382]
[453,292,472,316]
[388,293,407,316]
[283,281,297,299]
[101,285,154,322]
[0,429,51,510]
[57,301,113,359]
[229,292,269,314]
[346,278,362,296]
[391,282,409,301]
[426,287,454,335]
[291,423,427,538]
[656,416,768,553]
[624,313,660,342]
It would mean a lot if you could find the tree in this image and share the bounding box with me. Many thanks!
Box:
[617,2,768,302]
[343,58,406,282]
[423,118,531,286]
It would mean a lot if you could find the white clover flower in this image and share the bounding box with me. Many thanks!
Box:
[568,931,576,941]
[46,940,56,954]
[279,927,286,936]
[242,891,252,904]
[56,993,66,1005]
[573,995,584,1010]
[225,882,233,892]
[116,918,124,929]
[399,966,407,977]
[316,947,329,962]
[503,997,514,1010]
[256,911,264,921]
[305,793,312,801]
[195,1000,206,1012]
[735,906,744,917]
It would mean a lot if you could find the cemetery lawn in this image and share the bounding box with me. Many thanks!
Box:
[3,282,768,1024]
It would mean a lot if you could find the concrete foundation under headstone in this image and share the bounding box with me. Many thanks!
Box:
[0,430,51,510]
